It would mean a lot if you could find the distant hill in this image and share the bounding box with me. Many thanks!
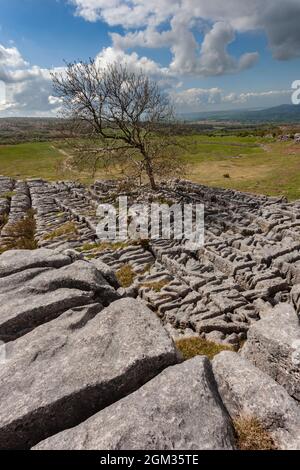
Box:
[180,104,300,123]
[0,117,69,144]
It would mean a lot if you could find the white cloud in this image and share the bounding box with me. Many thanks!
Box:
[0,38,292,116]
[70,0,177,27]
[194,22,259,76]
[236,89,291,104]
[171,87,223,107]
[171,86,291,111]
[0,65,52,84]
[71,1,261,77]
[0,44,28,68]
[48,95,63,106]
[95,46,170,79]
[111,19,258,77]
[0,44,63,116]
[70,0,300,69]
[1,0,298,116]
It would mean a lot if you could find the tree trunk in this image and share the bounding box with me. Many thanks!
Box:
[142,151,156,190]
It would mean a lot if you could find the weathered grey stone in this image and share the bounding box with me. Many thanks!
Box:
[57,248,84,262]
[0,267,52,293]
[164,323,198,341]
[34,357,235,450]
[0,259,119,341]
[205,331,226,344]
[1,179,300,450]
[291,284,300,314]
[242,303,300,401]
[26,260,118,303]
[0,288,94,341]
[213,351,300,450]
[196,317,249,335]
[91,258,120,289]
[0,298,179,449]
[0,248,71,277]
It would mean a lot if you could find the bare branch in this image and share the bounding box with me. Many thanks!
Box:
[52,61,183,189]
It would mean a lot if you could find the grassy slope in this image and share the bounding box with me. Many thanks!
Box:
[182,135,300,201]
[0,137,300,200]
[0,142,64,180]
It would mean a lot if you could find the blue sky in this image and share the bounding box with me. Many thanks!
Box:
[0,0,300,116]
[0,0,114,67]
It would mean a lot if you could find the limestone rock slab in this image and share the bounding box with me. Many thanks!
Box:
[34,357,235,451]
[0,298,179,449]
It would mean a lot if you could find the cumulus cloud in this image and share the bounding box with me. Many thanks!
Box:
[171,87,223,107]
[192,0,300,60]
[195,22,259,76]
[236,89,291,104]
[171,86,292,111]
[70,0,300,72]
[0,37,292,116]
[0,44,28,68]
[1,0,298,116]
[70,1,260,77]
[95,46,170,79]
[111,20,258,77]
[0,44,63,116]
[0,39,173,116]
[70,0,177,27]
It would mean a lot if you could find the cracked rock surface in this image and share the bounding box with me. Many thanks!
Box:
[34,357,236,451]
[0,176,300,450]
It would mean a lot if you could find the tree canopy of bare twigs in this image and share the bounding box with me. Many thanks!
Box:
[51,60,184,189]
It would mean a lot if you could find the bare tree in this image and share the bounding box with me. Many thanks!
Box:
[51,60,184,189]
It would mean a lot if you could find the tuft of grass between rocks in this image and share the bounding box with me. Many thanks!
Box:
[140,280,169,292]
[175,337,233,361]
[0,213,8,231]
[0,209,37,253]
[116,264,136,288]
[233,416,278,451]
[79,239,153,258]
[0,191,16,200]
[43,221,78,241]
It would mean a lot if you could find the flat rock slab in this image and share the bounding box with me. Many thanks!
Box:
[213,351,300,450]
[0,288,94,341]
[90,258,120,289]
[291,284,300,313]
[0,249,72,277]
[0,252,119,341]
[0,298,179,449]
[242,303,300,401]
[34,357,236,451]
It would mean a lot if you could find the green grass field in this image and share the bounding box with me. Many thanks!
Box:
[0,142,64,180]
[0,136,300,200]
[182,135,300,200]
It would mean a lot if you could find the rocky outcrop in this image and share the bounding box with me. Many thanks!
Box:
[90,258,120,289]
[1,176,299,345]
[242,303,300,401]
[0,249,119,342]
[33,357,235,451]
[213,351,300,450]
[0,181,31,248]
[0,174,300,451]
[291,284,300,314]
[0,297,179,449]
[0,248,72,277]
